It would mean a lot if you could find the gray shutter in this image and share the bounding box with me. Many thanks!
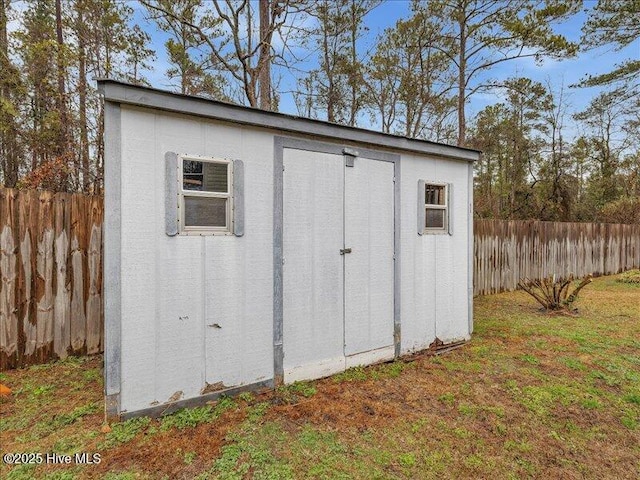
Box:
[233,159,244,237]
[165,152,179,236]
[448,183,453,236]
[417,179,425,236]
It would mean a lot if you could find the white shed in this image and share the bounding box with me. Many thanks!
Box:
[99,80,480,419]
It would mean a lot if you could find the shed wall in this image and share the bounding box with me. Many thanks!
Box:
[119,107,274,413]
[400,154,471,354]
[115,105,472,415]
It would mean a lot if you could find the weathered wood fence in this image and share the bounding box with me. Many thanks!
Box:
[474,219,640,295]
[0,188,103,370]
[2,187,639,369]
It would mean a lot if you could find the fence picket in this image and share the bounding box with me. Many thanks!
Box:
[474,219,640,295]
[0,189,103,369]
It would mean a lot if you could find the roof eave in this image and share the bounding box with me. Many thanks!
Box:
[97,79,480,163]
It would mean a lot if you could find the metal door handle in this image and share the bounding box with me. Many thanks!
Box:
[340,248,352,255]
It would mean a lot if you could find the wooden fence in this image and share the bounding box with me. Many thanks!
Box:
[1,187,639,369]
[474,219,640,295]
[0,188,103,370]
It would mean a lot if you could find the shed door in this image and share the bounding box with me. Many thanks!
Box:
[282,148,395,382]
[344,158,395,361]
[282,149,345,382]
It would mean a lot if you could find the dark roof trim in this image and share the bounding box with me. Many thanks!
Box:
[97,79,480,162]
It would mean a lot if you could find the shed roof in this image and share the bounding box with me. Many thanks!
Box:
[98,79,480,163]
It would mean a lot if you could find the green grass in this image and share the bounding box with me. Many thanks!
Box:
[1,274,638,479]
[160,396,237,431]
[275,381,317,401]
[99,417,152,448]
[616,269,640,284]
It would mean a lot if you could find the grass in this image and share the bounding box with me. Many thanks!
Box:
[616,269,640,284]
[1,273,638,479]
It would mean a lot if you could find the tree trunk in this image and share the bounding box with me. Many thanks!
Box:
[77,1,90,191]
[55,0,69,165]
[258,0,272,110]
[0,0,19,186]
[1,0,9,184]
[324,26,335,123]
[457,14,467,147]
[348,0,358,127]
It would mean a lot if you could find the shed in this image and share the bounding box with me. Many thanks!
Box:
[99,79,480,419]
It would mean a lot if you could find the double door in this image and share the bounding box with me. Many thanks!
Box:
[282,148,395,382]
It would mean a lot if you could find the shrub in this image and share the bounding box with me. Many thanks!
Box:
[518,275,592,311]
[599,196,640,224]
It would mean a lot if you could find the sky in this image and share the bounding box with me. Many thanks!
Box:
[9,0,640,140]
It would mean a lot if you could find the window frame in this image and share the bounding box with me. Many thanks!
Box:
[178,154,234,235]
[423,181,449,234]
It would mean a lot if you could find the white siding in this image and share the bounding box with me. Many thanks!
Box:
[119,107,273,413]
[400,154,471,354]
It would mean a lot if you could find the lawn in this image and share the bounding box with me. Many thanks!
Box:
[1,274,639,479]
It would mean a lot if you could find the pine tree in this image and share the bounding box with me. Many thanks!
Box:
[580,0,640,87]
[0,0,24,186]
[414,0,579,146]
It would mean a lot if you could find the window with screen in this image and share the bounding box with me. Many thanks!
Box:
[424,183,448,232]
[179,156,232,233]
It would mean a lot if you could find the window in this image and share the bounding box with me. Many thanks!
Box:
[424,182,448,233]
[179,155,232,234]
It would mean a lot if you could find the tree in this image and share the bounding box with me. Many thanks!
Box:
[17,0,67,175]
[145,0,226,98]
[54,0,69,158]
[600,196,640,224]
[536,80,573,221]
[142,0,300,110]
[469,78,551,219]
[363,28,400,134]
[0,0,24,187]
[75,0,90,190]
[567,136,592,220]
[573,87,634,210]
[82,0,155,190]
[579,0,640,87]
[122,25,156,85]
[2,0,156,192]
[415,0,579,146]
[295,0,379,125]
[365,9,456,141]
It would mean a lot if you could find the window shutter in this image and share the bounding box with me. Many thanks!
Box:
[417,179,425,236]
[233,159,244,237]
[165,152,179,236]
[448,183,453,235]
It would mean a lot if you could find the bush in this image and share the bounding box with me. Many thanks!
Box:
[599,196,640,224]
[518,275,592,311]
